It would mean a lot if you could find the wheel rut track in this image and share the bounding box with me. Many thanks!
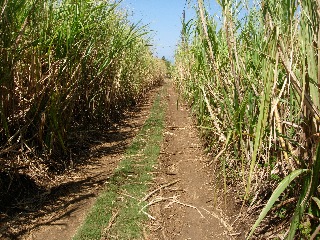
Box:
[5,80,239,240]
[147,80,234,240]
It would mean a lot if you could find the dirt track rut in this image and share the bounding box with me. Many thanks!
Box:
[147,80,232,240]
[11,80,236,240]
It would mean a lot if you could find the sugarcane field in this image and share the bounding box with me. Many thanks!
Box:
[1,0,320,239]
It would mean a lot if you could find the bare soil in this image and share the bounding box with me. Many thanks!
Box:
[146,80,244,240]
[0,87,160,240]
[1,80,246,240]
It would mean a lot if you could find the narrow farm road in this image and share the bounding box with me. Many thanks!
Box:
[147,80,235,240]
[18,88,161,240]
[15,79,238,240]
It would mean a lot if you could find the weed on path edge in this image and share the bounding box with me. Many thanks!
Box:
[73,87,166,240]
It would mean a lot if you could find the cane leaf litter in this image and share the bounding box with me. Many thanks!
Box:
[1,0,320,239]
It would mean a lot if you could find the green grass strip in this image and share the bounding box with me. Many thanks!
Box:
[73,89,166,240]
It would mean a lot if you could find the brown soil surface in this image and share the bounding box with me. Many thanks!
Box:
[146,81,242,240]
[0,87,160,240]
[1,80,245,240]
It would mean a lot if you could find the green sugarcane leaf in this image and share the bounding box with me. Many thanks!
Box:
[312,197,320,210]
[287,143,320,239]
[247,169,309,239]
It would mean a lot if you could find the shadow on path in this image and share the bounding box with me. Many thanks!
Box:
[0,86,161,240]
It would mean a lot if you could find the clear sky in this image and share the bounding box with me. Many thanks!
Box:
[119,1,251,62]
[121,0,191,62]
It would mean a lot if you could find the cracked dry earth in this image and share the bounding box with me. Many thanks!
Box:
[147,81,237,240]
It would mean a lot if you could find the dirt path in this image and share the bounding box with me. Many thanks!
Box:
[3,80,240,240]
[147,80,235,240]
[2,88,160,240]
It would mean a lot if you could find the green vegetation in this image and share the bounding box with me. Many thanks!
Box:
[161,56,173,78]
[174,0,320,238]
[73,90,166,240]
[0,0,166,173]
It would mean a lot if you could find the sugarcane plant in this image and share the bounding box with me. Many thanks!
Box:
[0,0,166,176]
[175,0,320,238]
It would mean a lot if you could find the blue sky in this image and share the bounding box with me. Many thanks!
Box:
[118,1,256,62]
[120,0,222,62]
[120,0,190,62]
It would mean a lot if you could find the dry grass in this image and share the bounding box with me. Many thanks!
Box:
[0,0,166,195]
[174,0,320,238]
